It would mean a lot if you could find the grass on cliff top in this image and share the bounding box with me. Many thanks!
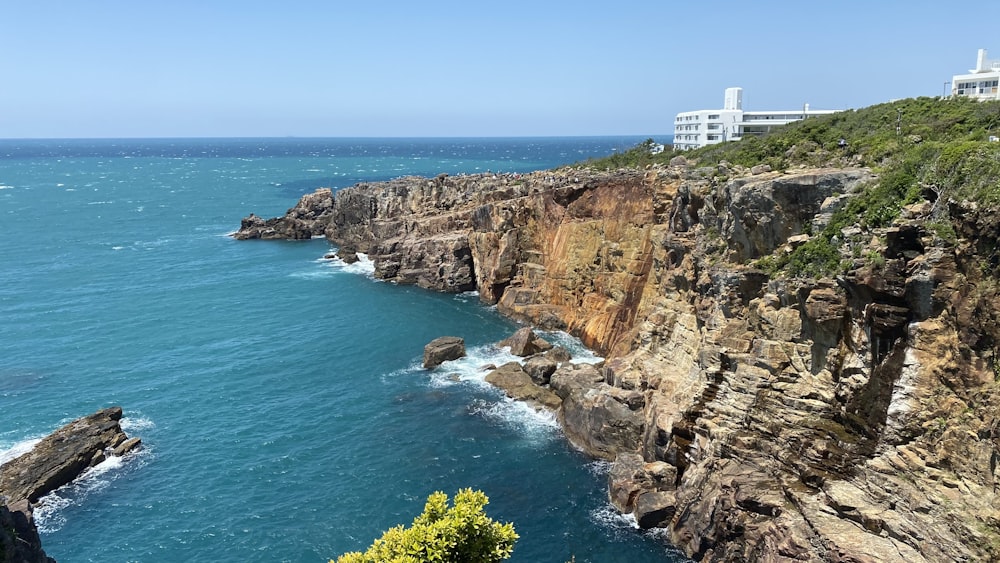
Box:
[692,95,1000,208]
[581,97,1000,209]
[584,97,1000,278]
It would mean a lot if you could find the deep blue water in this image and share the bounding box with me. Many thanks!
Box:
[0,137,686,562]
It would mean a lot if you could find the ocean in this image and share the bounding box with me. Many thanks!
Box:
[0,137,687,562]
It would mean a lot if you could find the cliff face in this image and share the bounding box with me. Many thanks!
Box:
[236,163,1000,562]
[1,502,54,563]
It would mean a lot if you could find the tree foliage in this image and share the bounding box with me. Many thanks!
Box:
[577,138,676,170]
[332,489,518,563]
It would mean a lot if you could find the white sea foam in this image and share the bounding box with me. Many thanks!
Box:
[0,438,42,465]
[0,185,13,190]
[425,343,561,439]
[586,459,613,477]
[468,397,561,438]
[290,252,377,280]
[34,446,151,534]
[590,500,674,545]
[134,238,172,250]
[319,252,376,277]
[539,330,604,364]
[591,503,640,530]
[120,415,155,433]
[426,343,521,388]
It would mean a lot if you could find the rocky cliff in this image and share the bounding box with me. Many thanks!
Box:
[0,502,54,563]
[236,162,1000,562]
[0,407,142,563]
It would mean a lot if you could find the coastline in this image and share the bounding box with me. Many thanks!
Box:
[235,157,1000,561]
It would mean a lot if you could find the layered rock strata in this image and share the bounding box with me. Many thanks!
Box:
[0,501,54,563]
[1,407,141,563]
[0,407,141,504]
[238,164,1000,562]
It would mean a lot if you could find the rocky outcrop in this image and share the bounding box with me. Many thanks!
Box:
[422,336,466,369]
[0,407,142,563]
[233,188,333,240]
[498,327,553,357]
[550,362,645,460]
[0,407,141,504]
[0,501,54,563]
[484,362,562,410]
[239,163,1000,562]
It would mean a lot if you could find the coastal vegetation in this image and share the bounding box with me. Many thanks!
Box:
[332,489,517,563]
[584,96,1000,277]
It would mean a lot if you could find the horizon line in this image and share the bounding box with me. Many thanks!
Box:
[0,134,675,142]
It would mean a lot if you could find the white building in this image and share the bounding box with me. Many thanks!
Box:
[673,87,838,150]
[951,49,1000,100]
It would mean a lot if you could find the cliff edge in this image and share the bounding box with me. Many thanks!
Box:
[236,158,1000,561]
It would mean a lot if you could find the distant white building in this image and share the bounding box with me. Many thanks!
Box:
[951,49,1000,100]
[673,87,838,150]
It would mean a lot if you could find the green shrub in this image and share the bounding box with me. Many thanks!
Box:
[579,138,676,170]
[333,489,518,563]
[785,237,845,278]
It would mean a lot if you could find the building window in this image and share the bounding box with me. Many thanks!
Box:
[708,114,720,119]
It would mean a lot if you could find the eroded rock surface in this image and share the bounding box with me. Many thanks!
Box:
[0,407,141,504]
[233,188,333,240]
[240,164,1000,562]
[484,362,561,410]
[422,336,466,369]
[0,501,54,563]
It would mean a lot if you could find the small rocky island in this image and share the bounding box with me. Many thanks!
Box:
[0,407,141,563]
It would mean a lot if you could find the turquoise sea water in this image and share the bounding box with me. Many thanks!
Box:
[0,137,686,562]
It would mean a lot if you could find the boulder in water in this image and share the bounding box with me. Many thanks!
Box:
[423,336,466,369]
[498,327,552,357]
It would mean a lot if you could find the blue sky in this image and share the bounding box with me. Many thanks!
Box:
[2,1,998,138]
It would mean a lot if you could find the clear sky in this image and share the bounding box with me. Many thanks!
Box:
[2,0,998,138]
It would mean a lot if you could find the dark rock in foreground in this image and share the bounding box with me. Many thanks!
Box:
[0,501,54,563]
[422,336,466,369]
[0,407,142,504]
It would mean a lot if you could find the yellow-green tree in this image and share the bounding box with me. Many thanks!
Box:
[333,489,518,563]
